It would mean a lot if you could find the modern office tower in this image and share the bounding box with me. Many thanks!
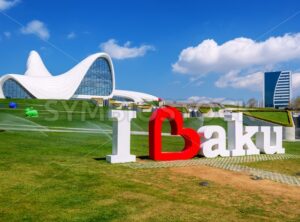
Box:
[264,71,292,109]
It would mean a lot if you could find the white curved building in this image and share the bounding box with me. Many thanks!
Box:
[0,51,159,104]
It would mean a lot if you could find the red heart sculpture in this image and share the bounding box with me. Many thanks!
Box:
[149,106,200,161]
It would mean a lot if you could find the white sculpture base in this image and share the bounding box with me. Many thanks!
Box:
[106,154,136,164]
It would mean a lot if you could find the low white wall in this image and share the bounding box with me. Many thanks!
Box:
[202,111,224,118]
[283,126,296,141]
[182,113,190,118]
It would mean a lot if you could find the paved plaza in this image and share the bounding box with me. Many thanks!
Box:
[125,154,300,186]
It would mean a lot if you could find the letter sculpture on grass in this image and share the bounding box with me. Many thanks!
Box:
[149,106,200,161]
[224,113,260,156]
[198,126,229,158]
[256,126,285,154]
[106,110,137,164]
[105,107,285,164]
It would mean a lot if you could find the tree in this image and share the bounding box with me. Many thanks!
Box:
[292,97,300,110]
[247,98,258,108]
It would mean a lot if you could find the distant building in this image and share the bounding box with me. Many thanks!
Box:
[0,50,158,104]
[264,71,292,109]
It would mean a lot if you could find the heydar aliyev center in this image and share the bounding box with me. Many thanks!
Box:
[0,51,158,103]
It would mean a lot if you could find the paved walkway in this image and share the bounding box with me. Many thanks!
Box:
[124,154,300,186]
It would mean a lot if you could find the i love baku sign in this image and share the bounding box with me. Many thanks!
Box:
[106,106,285,164]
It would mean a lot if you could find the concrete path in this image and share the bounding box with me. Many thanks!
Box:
[124,154,300,186]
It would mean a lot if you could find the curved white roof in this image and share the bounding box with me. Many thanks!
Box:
[0,76,4,98]
[114,89,158,103]
[0,50,159,103]
[0,51,115,99]
[25,51,52,77]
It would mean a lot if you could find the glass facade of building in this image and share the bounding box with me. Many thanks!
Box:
[74,58,113,97]
[112,96,134,102]
[264,71,291,109]
[3,79,34,99]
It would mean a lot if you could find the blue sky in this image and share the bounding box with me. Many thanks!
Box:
[0,0,300,103]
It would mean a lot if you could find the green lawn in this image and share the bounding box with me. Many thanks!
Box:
[243,142,300,176]
[199,107,211,113]
[0,99,300,221]
[244,159,300,176]
[212,107,220,112]
[133,112,226,132]
[243,111,292,126]
[0,130,300,221]
[0,99,227,133]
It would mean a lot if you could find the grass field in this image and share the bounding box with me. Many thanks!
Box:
[243,110,292,127]
[0,99,299,221]
[0,99,226,132]
[1,130,300,221]
[243,142,300,176]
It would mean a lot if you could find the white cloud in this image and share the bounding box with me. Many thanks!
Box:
[188,96,225,103]
[173,33,300,75]
[187,96,242,105]
[67,32,76,39]
[215,71,300,96]
[21,20,50,40]
[0,0,20,11]
[215,71,263,91]
[100,39,154,59]
[3,31,11,38]
[293,73,300,96]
